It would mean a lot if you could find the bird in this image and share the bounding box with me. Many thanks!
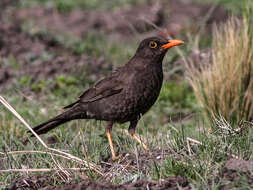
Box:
[31,36,184,160]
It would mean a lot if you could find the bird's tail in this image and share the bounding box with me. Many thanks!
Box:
[31,103,88,136]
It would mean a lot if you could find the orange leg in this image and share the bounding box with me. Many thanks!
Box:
[106,122,118,160]
[128,119,149,150]
[130,133,149,150]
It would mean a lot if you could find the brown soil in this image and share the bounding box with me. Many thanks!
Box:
[5,153,253,189]
[100,148,178,183]
[213,158,253,189]
[16,0,227,39]
[0,14,110,90]
[7,175,190,190]
[225,158,253,173]
[0,0,227,90]
[56,176,190,190]
[6,158,253,189]
[5,149,189,190]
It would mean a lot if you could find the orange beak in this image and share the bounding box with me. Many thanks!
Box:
[161,40,184,49]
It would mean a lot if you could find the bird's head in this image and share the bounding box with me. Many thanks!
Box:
[135,36,184,62]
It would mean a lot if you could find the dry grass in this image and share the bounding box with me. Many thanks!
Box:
[0,95,103,177]
[186,16,253,127]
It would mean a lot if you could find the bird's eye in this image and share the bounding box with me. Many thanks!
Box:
[149,41,157,49]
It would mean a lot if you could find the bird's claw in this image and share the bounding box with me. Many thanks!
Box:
[112,154,122,161]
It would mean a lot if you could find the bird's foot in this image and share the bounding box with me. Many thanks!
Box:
[142,143,149,151]
[131,133,149,151]
[112,154,122,161]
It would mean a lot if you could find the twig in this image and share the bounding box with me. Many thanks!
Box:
[186,138,192,156]
[0,150,75,161]
[0,168,89,173]
[0,95,102,175]
[186,137,239,159]
[187,137,202,145]
[50,154,71,182]
[0,96,47,147]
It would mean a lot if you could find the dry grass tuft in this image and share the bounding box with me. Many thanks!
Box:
[186,16,253,126]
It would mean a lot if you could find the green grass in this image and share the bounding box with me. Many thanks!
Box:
[1,77,252,188]
[186,15,253,126]
[1,0,253,189]
[19,0,147,12]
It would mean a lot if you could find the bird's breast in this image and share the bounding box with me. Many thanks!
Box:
[125,65,163,114]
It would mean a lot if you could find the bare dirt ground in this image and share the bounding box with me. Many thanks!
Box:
[7,175,190,190]
[5,149,191,190]
[215,159,253,190]
[0,16,110,90]
[0,0,227,90]
[6,157,253,189]
[15,0,227,39]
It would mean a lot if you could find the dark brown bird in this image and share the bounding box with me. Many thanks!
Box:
[31,37,184,160]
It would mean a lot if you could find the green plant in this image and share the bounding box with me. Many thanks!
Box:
[186,16,253,126]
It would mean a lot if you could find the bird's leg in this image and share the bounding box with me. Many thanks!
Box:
[105,121,117,160]
[128,119,149,150]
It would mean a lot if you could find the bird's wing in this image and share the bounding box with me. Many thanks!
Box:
[79,77,123,102]
[64,68,124,109]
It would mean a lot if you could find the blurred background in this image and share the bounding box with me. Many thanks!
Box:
[0,0,252,189]
[0,0,233,94]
